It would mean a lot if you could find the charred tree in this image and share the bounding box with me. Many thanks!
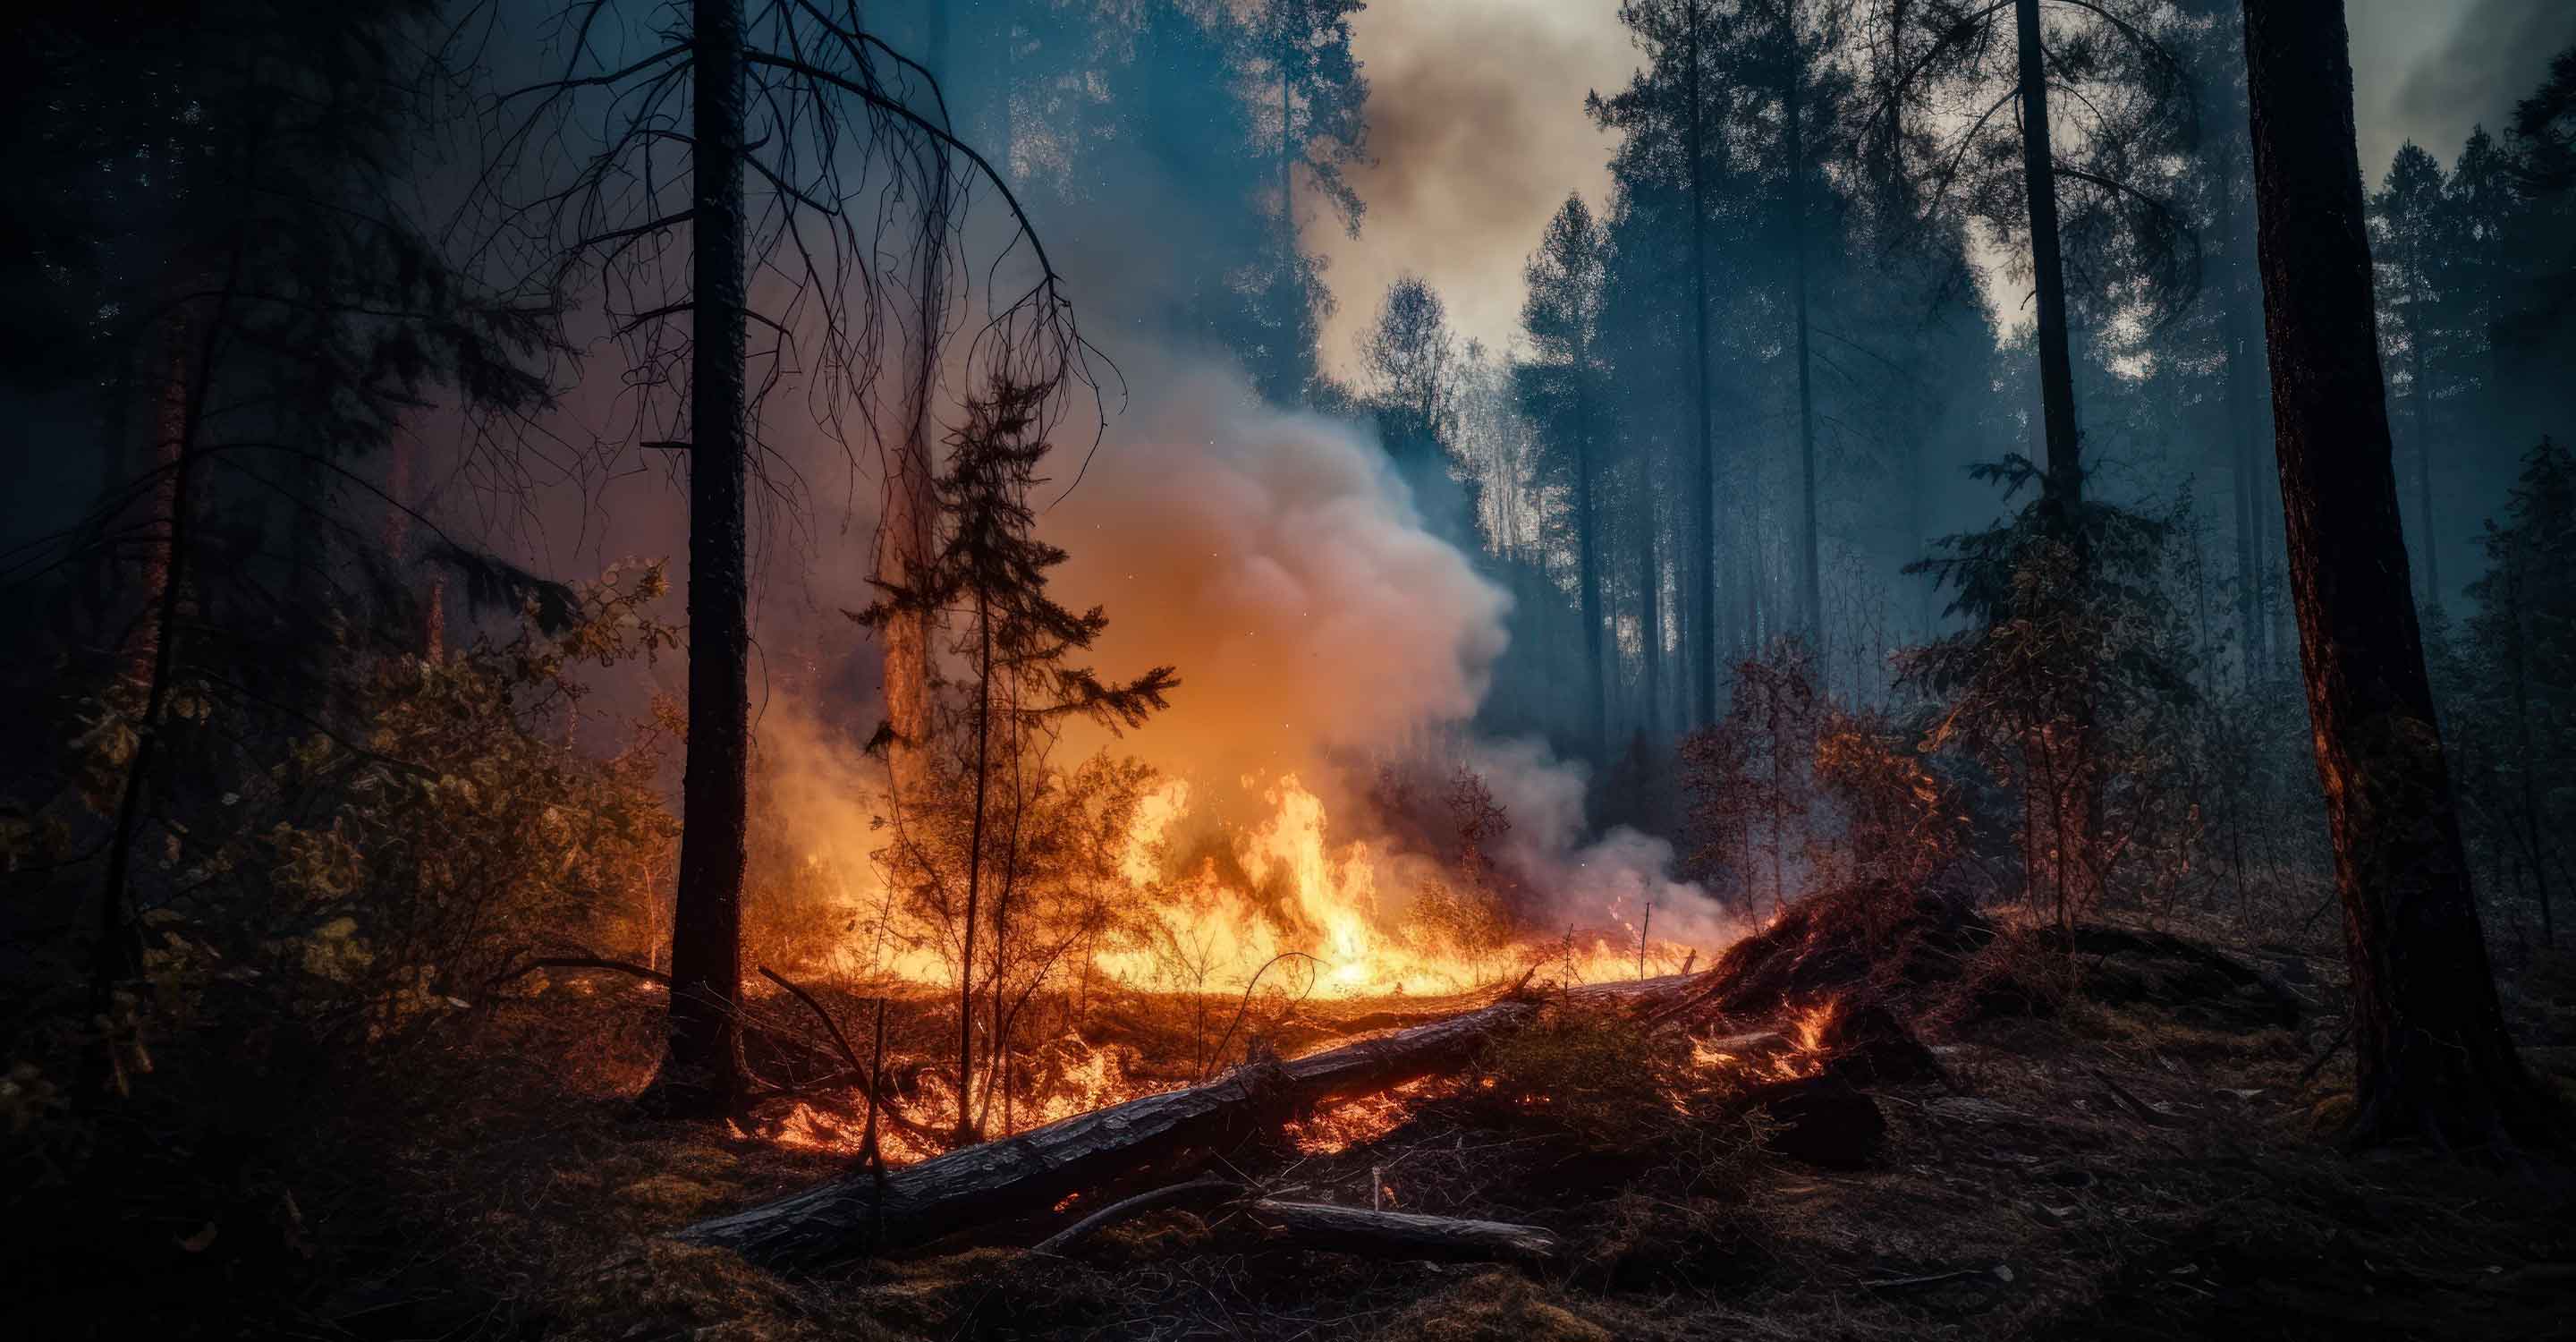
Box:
[640,0,755,1119]
[2240,0,2555,1151]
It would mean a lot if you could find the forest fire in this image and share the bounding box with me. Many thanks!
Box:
[1086,774,1706,999]
[29,0,2576,1333]
[746,763,1728,1163]
[784,760,1716,1011]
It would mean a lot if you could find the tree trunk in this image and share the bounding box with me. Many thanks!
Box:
[2012,0,2103,913]
[2013,0,2080,509]
[92,275,228,1096]
[641,0,751,1119]
[1784,13,1823,655]
[1639,485,1663,736]
[1576,367,1606,752]
[958,593,994,1142]
[2240,0,2553,1151]
[124,317,191,683]
[1686,0,1719,728]
[2405,279,2438,606]
[2504,551,2554,947]
[2216,126,2269,680]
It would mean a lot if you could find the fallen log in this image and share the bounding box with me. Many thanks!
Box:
[677,973,1697,1269]
[1241,1199,1558,1262]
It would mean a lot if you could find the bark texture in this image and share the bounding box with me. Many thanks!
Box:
[2241,0,2552,1151]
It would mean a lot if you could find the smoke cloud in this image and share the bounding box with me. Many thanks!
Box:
[1031,352,1718,944]
[2389,0,2576,158]
[1308,0,1635,376]
[1043,356,1511,779]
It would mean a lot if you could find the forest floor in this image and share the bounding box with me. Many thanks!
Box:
[335,906,2576,1342]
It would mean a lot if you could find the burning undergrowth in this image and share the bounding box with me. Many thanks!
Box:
[678,361,1751,1165]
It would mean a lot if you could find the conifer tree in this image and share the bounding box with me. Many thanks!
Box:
[2464,437,2576,947]
[853,380,1176,1142]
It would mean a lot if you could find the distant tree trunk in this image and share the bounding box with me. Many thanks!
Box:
[92,241,239,1095]
[2014,0,2080,510]
[2501,548,2555,947]
[2241,0,2553,1150]
[2216,128,2269,679]
[124,312,192,683]
[1784,10,1823,654]
[97,308,202,1067]
[1686,0,1718,728]
[2403,265,2438,605]
[1639,496,1664,735]
[642,0,751,1119]
[1575,377,1606,752]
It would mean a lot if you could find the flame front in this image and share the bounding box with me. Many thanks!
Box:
[1089,774,1702,999]
[758,766,1722,1162]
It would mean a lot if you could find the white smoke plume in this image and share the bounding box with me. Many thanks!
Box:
[1035,352,1723,945]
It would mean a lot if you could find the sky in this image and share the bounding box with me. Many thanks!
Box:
[1307,0,2576,378]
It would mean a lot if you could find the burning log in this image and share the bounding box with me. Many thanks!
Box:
[1240,1200,1558,1262]
[677,974,1699,1269]
[677,998,1536,1266]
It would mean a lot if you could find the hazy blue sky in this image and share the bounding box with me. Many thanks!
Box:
[1309,0,2576,376]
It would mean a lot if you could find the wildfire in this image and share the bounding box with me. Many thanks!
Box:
[1682,998,1843,1083]
[754,769,1724,1161]
[1285,1076,1443,1155]
[1091,774,1709,999]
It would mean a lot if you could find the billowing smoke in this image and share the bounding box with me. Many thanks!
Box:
[1044,357,1508,777]
[1031,352,1722,946]
[1458,737,1734,949]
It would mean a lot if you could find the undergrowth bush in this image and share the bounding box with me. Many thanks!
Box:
[1467,1001,1771,1193]
[0,562,683,1333]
